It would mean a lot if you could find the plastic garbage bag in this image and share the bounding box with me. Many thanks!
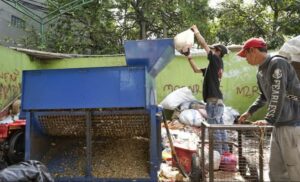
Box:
[0,160,54,182]
[220,152,237,172]
[160,87,197,110]
[279,35,300,62]
[223,107,240,125]
[201,147,221,170]
[179,109,205,126]
[174,29,194,55]
[178,100,205,111]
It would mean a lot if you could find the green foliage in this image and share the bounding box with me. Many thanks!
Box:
[44,0,123,54]
[23,0,211,54]
[22,0,300,53]
[215,0,300,49]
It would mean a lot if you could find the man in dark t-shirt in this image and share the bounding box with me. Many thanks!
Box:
[185,25,229,154]
[202,50,224,102]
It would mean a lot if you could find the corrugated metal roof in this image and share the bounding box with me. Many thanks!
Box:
[10,47,73,60]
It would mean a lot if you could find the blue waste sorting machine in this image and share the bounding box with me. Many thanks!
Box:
[21,39,174,181]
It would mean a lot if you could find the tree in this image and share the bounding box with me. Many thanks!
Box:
[114,0,211,40]
[22,0,211,54]
[44,0,123,54]
[215,0,300,48]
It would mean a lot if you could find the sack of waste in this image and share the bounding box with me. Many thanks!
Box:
[0,160,54,182]
[174,29,194,55]
[160,87,197,110]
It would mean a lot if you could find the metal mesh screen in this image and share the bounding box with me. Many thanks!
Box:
[92,110,150,138]
[37,109,150,138]
[38,114,86,137]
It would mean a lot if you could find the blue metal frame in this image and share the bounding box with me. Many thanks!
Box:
[149,105,161,179]
[22,39,175,182]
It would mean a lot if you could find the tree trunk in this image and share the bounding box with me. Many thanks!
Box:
[272,3,279,34]
[163,16,167,38]
[141,21,146,39]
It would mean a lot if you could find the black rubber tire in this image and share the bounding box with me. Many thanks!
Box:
[190,153,202,182]
[7,131,25,164]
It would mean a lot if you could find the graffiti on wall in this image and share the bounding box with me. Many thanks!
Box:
[0,69,21,109]
[236,85,259,97]
[163,84,202,94]
[162,83,259,98]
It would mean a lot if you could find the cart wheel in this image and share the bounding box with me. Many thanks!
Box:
[190,153,202,182]
[7,131,24,164]
[239,156,259,181]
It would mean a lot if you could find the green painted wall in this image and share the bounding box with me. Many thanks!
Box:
[0,46,36,110]
[156,54,267,120]
[0,46,126,111]
[0,45,266,120]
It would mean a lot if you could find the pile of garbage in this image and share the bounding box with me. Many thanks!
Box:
[158,87,239,182]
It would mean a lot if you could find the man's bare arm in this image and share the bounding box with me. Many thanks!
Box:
[191,25,210,54]
[187,55,202,73]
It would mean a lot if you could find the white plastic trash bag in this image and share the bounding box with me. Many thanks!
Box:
[179,109,205,126]
[223,107,239,125]
[201,147,221,170]
[159,87,197,110]
[279,35,300,62]
[179,101,206,111]
[174,29,194,55]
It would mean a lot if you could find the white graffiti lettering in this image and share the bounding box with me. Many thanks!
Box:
[267,78,281,118]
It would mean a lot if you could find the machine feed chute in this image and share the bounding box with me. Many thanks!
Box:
[21,39,174,181]
[125,39,174,77]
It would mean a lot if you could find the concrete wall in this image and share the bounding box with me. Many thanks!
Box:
[0,46,267,120]
[0,46,128,111]
[157,54,267,120]
[0,46,35,109]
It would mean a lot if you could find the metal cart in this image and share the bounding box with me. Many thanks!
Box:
[191,121,273,182]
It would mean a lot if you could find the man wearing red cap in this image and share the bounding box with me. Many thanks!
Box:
[237,37,300,181]
[186,25,229,155]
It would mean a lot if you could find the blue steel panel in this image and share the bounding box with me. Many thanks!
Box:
[124,39,175,77]
[22,67,146,110]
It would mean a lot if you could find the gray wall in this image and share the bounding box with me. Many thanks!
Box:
[0,0,46,47]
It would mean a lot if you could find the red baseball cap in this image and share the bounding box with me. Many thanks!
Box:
[237,38,267,57]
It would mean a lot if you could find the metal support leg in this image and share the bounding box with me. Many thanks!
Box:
[209,128,214,182]
[85,110,92,178]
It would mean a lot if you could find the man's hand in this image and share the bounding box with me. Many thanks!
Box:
[238,112,251,124]
[190,24,210,53]
[180,48,190,56]
[252,120,269,126]
[191,25,199,34]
